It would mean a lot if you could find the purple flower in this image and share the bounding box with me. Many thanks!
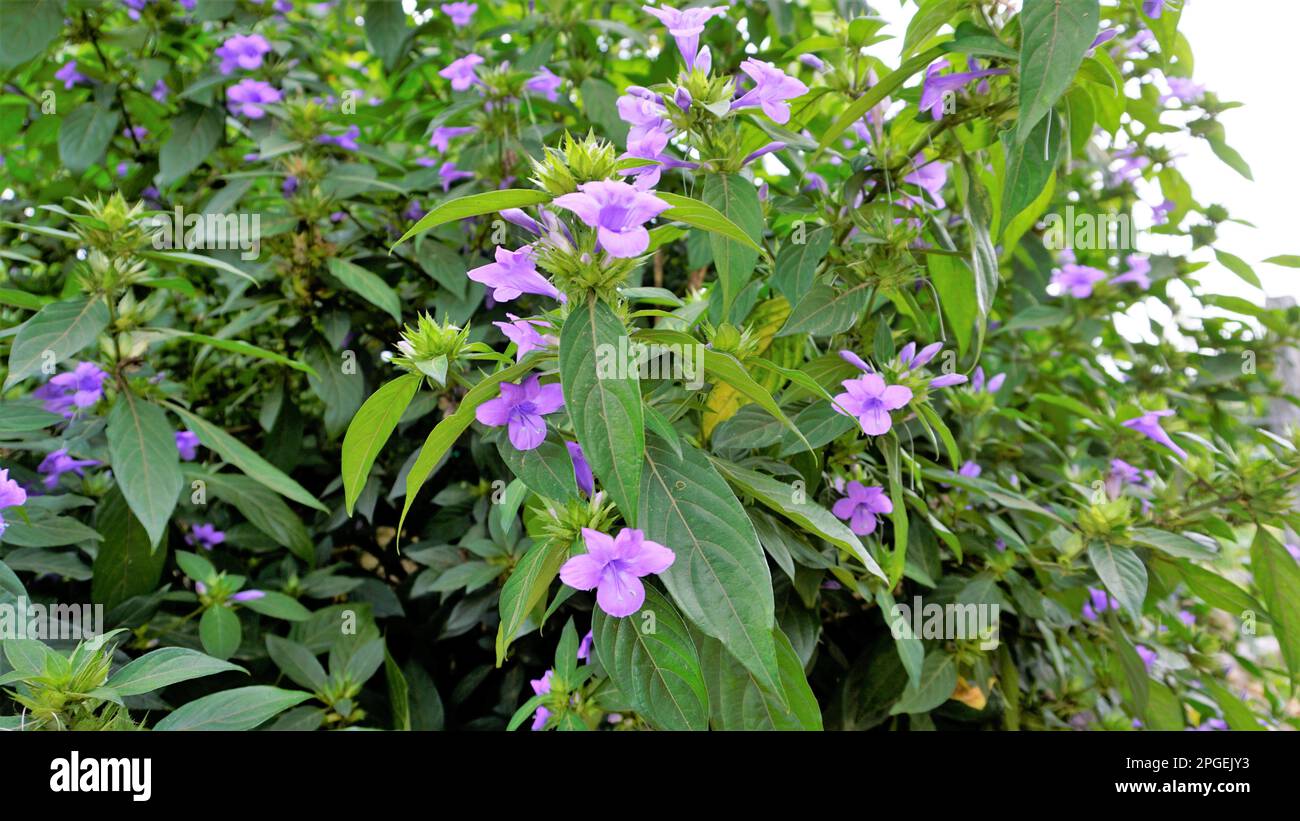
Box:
[617,86,669,143]
[492,313,554,359]
[475,375,564,451]
[226,79,281,119]
[499,208,541,235]
[839,349,873,373]
[970,366,1005,394]
[831,481,892,536]
[441,2,476,27]
[467,245,561,302]
[1143,0,1166,18]
[1287,543,1300,562]
[577,630,594,661]
[524,67,563,102]
[55,61,87,90]
[175,431,201,461]
[1082,586,1119,621]
[1111,254,1152,289]
[116,161,131,178]
[215,33,272,75]
[1151,198,1175,225]
[799,54,825,72]
[318,124,361,151]
[958,460,982,478]
[1136,645,1157,671]
[122,0,149,20]
[0,468,29,539]
[274,0,292,13]
[559,527,676,617]
[1105,458,1143,499]
[403,199,426,221]
[731,59,809,125]
[33,362,108,418]
[900,155,948,210]
[552,179,670,258]
[929,373,967,388]
[428,125,475,153]
[567,441,595,497]
[832,373,913,436]
[1122,409,1187,460]
[282,175,298,196]
[642,4,728,69]
[37,449,100,490]
[439,54,484,92]
[186,523,226,551]
[619,127,670,188]
[1177,609,1197,628]
[919,58,1008,120]
[1087,28,1118,56]
[743,141,785,167]
[1051,262,1107,298]
[438,161,474,191]
[151,79,169,102]
[230,589,266,603]
[529,670,553,730]
[901,341,943,371]
[1161,75,1205,105]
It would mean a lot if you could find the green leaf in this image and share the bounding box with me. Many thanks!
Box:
[959,156,999,354]
[240,591,311,621]
[364,0,409,71]
[699,628,821,730]
[137,250,258,284]
[0,0,64,69]
[147,329,317,375]
[710,457,886,581]
[771,225,832,302]
[105,648,245,697]
[305,343,365,438]
[341,373,421,515]
[904,0,962,55]
[778,281,871,338]
[559,297,644,523]
[159,104,225,186]
[1250,527,1300,680]
[199,605,242,660]
[818,47,945,151]
[1016,0,1101,142]
[700,174,764,318]
[640,438,783,702]
[890,651,957,715]
[657,191,765,255]
[59,102,121,174]
[92,488,168,609]
[154,686,313,731]
[1000,112,1061,236]
[927,254,976,356]
[1262,254,1300,268]
[1201,678,1262,732]
[1176,561,1268,620]
[1129,527,1217,561]
[0,515,101,547]
[391,189,552,249]
[107,393,182,548]
[495,539,567,665]
[189,469,315,563]
[593,585,709,730]
[1088,541,1147,620]
[498,437,579,503]
[1213,249,1262,289]
[169,403,327,513]
[4,296,110,389]
[327,258,403,323]
[267,635,329,692]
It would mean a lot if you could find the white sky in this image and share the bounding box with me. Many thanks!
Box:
[865,0,1297,304]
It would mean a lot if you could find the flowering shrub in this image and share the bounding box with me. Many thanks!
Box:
[1,0,1298,733]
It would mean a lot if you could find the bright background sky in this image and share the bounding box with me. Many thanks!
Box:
[864,0,1298,306]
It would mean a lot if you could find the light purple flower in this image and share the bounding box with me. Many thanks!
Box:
[1122,409,1187,460]
[529,669,553,730]
[0,468,29,539]
[1136,644,1157,671]
[438,161,473,192]
[493,313,554,359]
[122,0,149,20]
[1177,609,1197,628]
[524,67,563,102]
[230,589,266,603]
[439,54,484,92]
[1111,254,1152,289]
[37,449,100,490]
[428,125,475,153]
[743,141,785,167]
[832,481,892,536]
[33,362,109,418]
[900,155,948,210]
[215,33,272,75]
[832,373,913,436]
[552,179,670,258]
[731,59,809,125]
[958,460,982,478]
[151,79,169,102]
[1087,28,1118,56]
[642,4,728,69]
[467,245,561,303]
[1105,458,1143,500]
[559,527,676,617]
[928,373,967,388]
[175,431,201,461]
[577,630,594,661]
[318,124,360,151]
[282,175,298,196]
[839,349,872,373]
[799,54,825,72]
[970,366,1005,394]
[1143,0,1166,18]
[901,341,943,371]
[1161,75,1205,105]
[441,2,476,27]
[475,374,564,451]
[226,79,281,118]
[1082,586,1119,621]
[1051,262,1107,298]
[404,199,426,221]
[186,523,226,550]
[566,441,594,497]
[617,86,669,143]
[619,127,670,189]
[919,58,1008,120]
[55,61,87,90]
[1151,198,1175,225]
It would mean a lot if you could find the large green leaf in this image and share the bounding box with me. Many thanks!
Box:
[890,650,957,715]
[154,686,313,731]
[159,104,225,186]
[391,189,552,249]
[777,281,871,338]
[657,191,765,255]
[771,225,832,302]
[1088,541,1147,620]
[640,438,782,702]
[363,0,409,71]
[1016,0,1101,142]
[189,469,315,563]
[0,0,64,69]
[4,296,110,389]
[1250,527,1300,680]
[999,112,1061,236]
[699,628,820,730]
[494,539,567,665]
[59,102,121,174]
[497,437,580,503]
[594,584,709,730]
[169,403,327,513]
[927,254,977,356]
[327,258,403,323]
[106,393,182,548]
[341,373,421,515]
[92,488,168,609]
[105,648,245,697]
[559,297,644,523]
[199,605,242,660]
[700,174,764,319]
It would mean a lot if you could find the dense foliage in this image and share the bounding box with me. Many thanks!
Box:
[1,0,1298,732]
